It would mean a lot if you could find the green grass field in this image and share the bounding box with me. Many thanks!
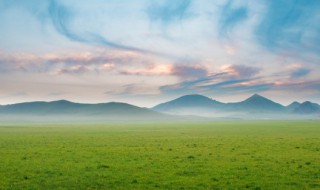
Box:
[0,121,319,189]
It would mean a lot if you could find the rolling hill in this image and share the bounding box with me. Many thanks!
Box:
[152,94,319,118]
[153,94,287,115]
[227,94,286,112]
[152,94,224,115]
[0,95,319,121]
[0,100,167,122]
[293,101,320,114]
[286,102,301,112]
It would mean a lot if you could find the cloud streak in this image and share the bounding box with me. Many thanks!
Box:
[0,50,141,75]
[158,63,317,96]
[119,63,209,80]
[171,64,208,79]
[48,0,147,53]
[255,0,320,54]
[219,0,248,37]
[221,64,261,79]
[147,0,193,25]
[160,74,320,97]
[290,68,311,78]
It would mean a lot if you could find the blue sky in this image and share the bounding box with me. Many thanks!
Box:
[0,0,319,106]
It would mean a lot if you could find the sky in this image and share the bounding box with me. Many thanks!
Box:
[0,0,319,107]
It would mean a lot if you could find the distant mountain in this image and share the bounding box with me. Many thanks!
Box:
[152,94,224,116]
[287,101,301,112]
[1,95,319,121]
[294,101,320,114]
[152,94,290,117]
[0,100,83,115]
[227,94,286,112]
[153,94,223,111]
[0,100,166,121]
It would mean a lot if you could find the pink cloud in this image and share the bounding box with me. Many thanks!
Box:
[221,64,261,78]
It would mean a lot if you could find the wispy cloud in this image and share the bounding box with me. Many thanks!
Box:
[48,0,147,52]
[219,0,249,37]
[171,64,208,79]
[291,68,311,78]
[147,0,193,25]
[160,76,265,96]
[221,64,261,79]
[160,65,320,100]
[119,63,209,80]
[255,0,320,54]
[160,74,320,97]
[119,64,173,76]
[0,50,140,75]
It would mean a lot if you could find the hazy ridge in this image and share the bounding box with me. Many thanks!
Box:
[0,94,319,122]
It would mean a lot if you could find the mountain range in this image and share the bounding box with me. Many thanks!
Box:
[0,100,157,116]
[0,94,319,122]
[153,94,319,118]
[0,100,167,122]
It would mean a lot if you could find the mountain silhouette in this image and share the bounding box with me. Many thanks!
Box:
[153,94,223,112]
[0,100,165,121]
[0,95,319,121]
[294,101,320,114]
[153,94,287,116]
[286,101,301,112]
[227,94,286,112]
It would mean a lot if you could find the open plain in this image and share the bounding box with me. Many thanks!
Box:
[0,121,319,189]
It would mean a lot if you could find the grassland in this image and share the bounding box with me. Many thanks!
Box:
[0,121,319,189]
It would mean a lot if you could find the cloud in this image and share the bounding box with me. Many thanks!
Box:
[160,75,271,95]
[290,68,311,78]
[119,63,209,79]
[171,64,208,79]
[0,50,138,75]
[159,62,320,97]
[159,64,265,95]
[119,64,172,76]
[255,0,320,54]
[48,0,146,52]
[221,64,261,78]
[0,0,180,59]
[161,73,320,96]
[57,65,89,75]
[147,0,193,25]
[219,0,249,37]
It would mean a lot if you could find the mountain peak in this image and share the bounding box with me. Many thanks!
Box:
[287,101,301,111]
[235,94,285,112]
[294,101,320,114]
[169,94,221,104]
[178,94,212,100]
[153,94,222,112]
[244,94,269,102]
[290,101,300,105]
[249,93,265,99]
[180,94,208,97]
[51,100,73,104]
[302,101,312,105]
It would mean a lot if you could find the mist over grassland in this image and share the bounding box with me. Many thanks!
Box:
[0,94,319,123]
